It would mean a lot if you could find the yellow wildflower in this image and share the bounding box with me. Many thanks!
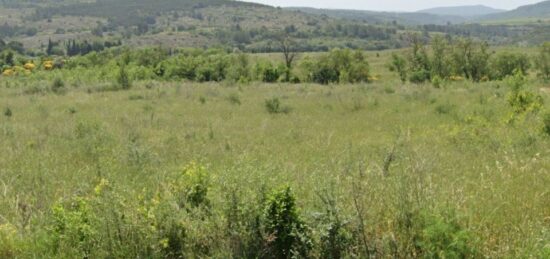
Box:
[24,62,36,70]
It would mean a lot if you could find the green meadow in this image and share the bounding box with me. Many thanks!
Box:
[1,50,549,257]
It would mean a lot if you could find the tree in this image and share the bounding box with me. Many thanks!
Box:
[116,64,132,90]
[535,42,550,81]
[46,38,54,56]
[4,51,14,66]
[451,38,490,82]
[430,35,451,79]
[407,35,431,83]
[491,52,531,80]
[389,53,408,83]
[278,35,297,82]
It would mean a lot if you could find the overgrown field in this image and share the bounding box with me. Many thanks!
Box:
[1,73,549,257]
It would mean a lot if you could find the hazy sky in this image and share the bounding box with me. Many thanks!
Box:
[242,0,543,12]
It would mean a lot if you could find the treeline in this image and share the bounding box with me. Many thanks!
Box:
[0,23,38,38]
[389,36,550,85]
[63,47,372,86]
[44,39,122,56]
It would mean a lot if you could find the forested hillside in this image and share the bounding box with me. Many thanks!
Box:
[0,0,549,56]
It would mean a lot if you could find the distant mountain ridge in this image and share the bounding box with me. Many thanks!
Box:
[287,7,466,25]
[480,0,550,20]
[418,5,505,17]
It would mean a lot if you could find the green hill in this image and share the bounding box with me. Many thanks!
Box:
[480,1,550,21]
[0,0,406,53]
[418,5,505,17]
[287,7,466,25]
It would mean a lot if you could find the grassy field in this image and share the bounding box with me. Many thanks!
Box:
[1,56,549,257]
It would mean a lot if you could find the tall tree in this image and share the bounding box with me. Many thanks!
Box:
[46,38,54,56]
[278,35,298,82]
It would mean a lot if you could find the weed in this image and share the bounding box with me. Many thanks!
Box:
[3,107,12,118]
[265,97,291,114]
[116,64,132,90]
[543,112,550,136]
[51,78,66,95]
[228,93,241,105]
[263,186,311,258]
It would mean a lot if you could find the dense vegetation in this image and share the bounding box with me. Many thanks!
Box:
[0,35,549,257]
[0,1,549,258]
[1,0,550,55]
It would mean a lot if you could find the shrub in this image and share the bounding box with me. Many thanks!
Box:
[265,97,291,114]
[415,210,478,258]
[317,192,354,259]
[3,107,12,117]
[263,186,311,258]
[491,52,531,80]
[305,49,370,84]
[228,93,241,105]
[506,71,543,115]
[451,38,491,82]
[431,75,443,88]
[51,77,66,94]
[535,42,550,81]
[542,112,550,136]
[0,223,21,258]
[116,64,132,90]
[254,61,281,83]
[388,53,408,83]
[409,69,431,84]
[177,162,210,209]
[50,197,97,257]
[227,53,250,83]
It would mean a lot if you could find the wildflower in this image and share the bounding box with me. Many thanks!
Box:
[2,69,14,76]
[24,62,36,71]
[94,178,110,195]
[44,60,54,70]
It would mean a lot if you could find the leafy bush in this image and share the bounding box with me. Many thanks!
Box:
[317,192,354,259]
[535,42,550,81]
[0,223,21,258]
[263,186,311,258]
[415,210,478,258]
[491,52,531,80]
[388,52,408,83]
[227,53,251,83]
[506,71,543,115]
[409,69,431,84]
[265,97,291,114]
[304,49,370,84]
[50,197,97,257]
[431,75,443,88]
[51,77,66,94]
[542,112,550,136]
[3,107,12,117]
[116,64,132,90]
[254,61,282,83]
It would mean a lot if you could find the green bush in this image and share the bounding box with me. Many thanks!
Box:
[388,52,408,83]
[254,61,282,83]
[51,78,66,94]
[535,42,550,81]
[506,71,543,115]
[415,210,478,259]
[542,112,550,136]
[409,69,431,84]
[116,64,132,90]
[3,107,12,117]
[305,49,370,84]
[265,97,291,114]
[263,186,311,258]
[491,52,531,80]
